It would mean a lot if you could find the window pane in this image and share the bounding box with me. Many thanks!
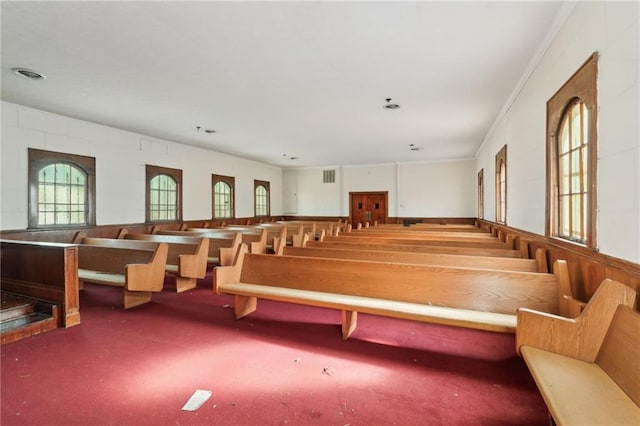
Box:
[571,194,582,236]
[148,173,178,222]
[560,121,570,153]
[559,154,570,195]
[560,195,570,236]
[581,103,589,145]
[37,162,88,226]
[39,165,55,183]
[570,104,581,149]
[570,150,581,193]
[581,145,589,190]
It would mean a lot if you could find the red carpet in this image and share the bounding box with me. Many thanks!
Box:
[1,274,548,425]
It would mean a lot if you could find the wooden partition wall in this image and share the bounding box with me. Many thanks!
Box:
[479,220,640,304]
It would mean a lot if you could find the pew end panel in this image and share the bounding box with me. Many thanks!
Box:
[214,244,249,293]
[552,260,585,317]
[516,278,637,361]
[219,233,244,265]
[125,243,169,293]
[173,237,209,292]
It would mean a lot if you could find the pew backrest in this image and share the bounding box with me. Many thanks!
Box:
[305,240,523,258]
[323,235,512,249]
[282,246,547,272]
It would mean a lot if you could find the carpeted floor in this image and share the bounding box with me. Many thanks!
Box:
[1,274,548,425]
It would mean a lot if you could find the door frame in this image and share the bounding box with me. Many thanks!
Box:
[348,191,389,227]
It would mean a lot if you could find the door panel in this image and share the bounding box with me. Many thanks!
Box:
[349,192,388,227]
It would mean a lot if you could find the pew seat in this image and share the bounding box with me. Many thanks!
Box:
[516,279,639,425]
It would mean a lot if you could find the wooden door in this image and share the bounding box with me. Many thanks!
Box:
[349,192,388,227]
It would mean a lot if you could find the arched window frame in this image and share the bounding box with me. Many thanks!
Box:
[495,145,507,224]
[212,174,235,219]
[254,180,270,217]
[477,168,484,220]
[145,164,183,223]
[546,53,598,249]
[28,148,96,228]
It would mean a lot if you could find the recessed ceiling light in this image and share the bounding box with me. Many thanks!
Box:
[11,67,46,80]
[383,98,400,110]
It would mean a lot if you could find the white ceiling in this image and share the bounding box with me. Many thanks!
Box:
[1,1,565,168]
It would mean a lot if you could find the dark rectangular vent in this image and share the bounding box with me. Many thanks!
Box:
[323,169,336,183]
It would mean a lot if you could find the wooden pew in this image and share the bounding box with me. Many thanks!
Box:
[351,228,493,238]
[215,245,574,338]
[154,230,244,263]
[277,220,342,237]
[516,279,639,424]
[280,245,548,273]
[322,234,513,249]
[225,224,304,249]
[375,223,481,231]
[179,228,265,255]
[305,239,525,258]
[82,236,207,293]
[77,243,168,309]
[1,239,80,329]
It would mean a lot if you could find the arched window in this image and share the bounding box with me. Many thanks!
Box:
[547,53,597,248]
[495,145,507,224]
[28,149,96,228]
[146,165,182,222]
[254,180,270,217]
[212,174,235,219]
[477,169,484,219]
[557,101,589,242]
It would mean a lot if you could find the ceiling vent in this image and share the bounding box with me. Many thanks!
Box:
[11,67,46,80]
[383,98,400,110]
[323,169,336,184]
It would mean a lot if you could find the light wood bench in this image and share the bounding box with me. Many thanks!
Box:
[154,230,243,263]
[81,236,207,293]
[77,243,168,309]
[345,229,495,240]
[277,220,344,238]
[280,245,548,273]
[179,228,266,255]
[516,279,639,425]
[1,239,80,328]
[323,234,513,249]
[228,223,307,248]
[375,223,485,232]
[305,239,524,258]
[215,245,575,338]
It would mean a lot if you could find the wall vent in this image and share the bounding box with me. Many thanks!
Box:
[323,169,336,184]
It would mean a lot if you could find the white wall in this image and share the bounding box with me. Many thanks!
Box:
[285,160,476,218]
[475,1,640,262]
[0,101,283,230]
